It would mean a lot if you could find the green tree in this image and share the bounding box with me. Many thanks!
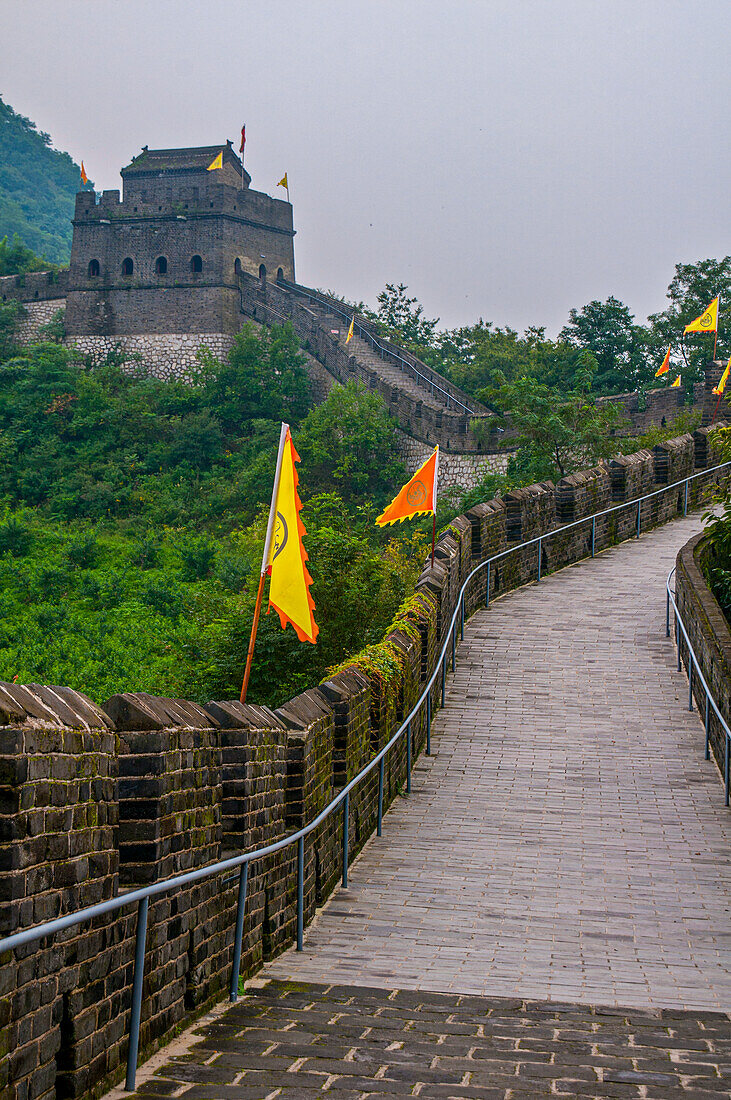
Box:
[648,257,731,385]
[560,296,650,394]
[487,362,621,481]
[296,381,406,504]
[196,322,309,431]
[373,283,439,350]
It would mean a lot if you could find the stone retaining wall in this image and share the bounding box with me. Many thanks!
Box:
[675,532,731,778]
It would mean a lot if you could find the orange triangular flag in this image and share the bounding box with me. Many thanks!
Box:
[655,345,671,377]
[80,162,88,185]
[266,428,318,643]
[671,375,681,388]
[376,447,439,526]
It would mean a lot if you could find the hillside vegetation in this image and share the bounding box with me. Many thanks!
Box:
[0,96,90,263]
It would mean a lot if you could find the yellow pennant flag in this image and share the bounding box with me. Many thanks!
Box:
[684,296,719,334]
[277,173,288,189]
[655,345,671,377]
[207,151,223,171]
[713,357,731,396]
[345,317,355,344]
[376,447,439,526]
[671,375,681,388]
[267,428,318,643]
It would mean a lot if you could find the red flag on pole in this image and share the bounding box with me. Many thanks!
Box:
[239,125,246,154]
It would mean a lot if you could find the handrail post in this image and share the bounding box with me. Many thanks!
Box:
[441,653,446,707]
[451,622,456,671]
[485,561,491,608]
[229,862,249,1000]
[666,589,670,637]
[460,597,464,640]
[677,619,682,671]
[705,695,711,760]
[342,792,349,888]
[125,895,149,1092]
[636,499,641,538]
[406,721,412,794]
[591,516,596,558]
[537,538,542,581]
[688,662,694,711]
[377,757,384,836]
[726,734,730,807]
[296,838,304,950]
[684,479,689,516]
[426,692,431,755]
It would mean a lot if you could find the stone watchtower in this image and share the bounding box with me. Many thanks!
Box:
[64,142,295,375]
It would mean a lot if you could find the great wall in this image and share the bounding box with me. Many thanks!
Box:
[1,146,730,1099]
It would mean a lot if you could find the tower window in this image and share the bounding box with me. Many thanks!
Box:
[234,258,242,276]
[259,264,267,281]
[122,257,134,276]
[277,267,284,282]
[191,255,203,273]
[88,259,100,277]
[155,256,168,275]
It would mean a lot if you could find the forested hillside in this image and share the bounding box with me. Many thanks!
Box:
[0,96,90,263]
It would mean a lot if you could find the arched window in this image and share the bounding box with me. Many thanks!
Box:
[155,256,168,275]
[277,267,284,282]
[234,258,242,276]
[122,257,134,277]
[191,255,203,273]
[259,263,267,281]
[88,259,100,277]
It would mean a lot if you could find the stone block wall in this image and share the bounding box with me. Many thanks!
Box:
[675,533,731,775]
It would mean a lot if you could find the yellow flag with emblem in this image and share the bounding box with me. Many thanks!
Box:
[346,317,354,344]
[277,173,288,190]
[684,297,719,334]
[267,427,318,643]
[671,375,681,388]
[207,151,223,171]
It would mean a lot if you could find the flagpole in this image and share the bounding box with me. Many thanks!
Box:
[714,295,721,360]
[240,422,289,703]
[431,446,439,568]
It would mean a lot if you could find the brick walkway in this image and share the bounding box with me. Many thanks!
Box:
[126,512,731,1099]
[132,979,730,1099]
[264,511,730,1010]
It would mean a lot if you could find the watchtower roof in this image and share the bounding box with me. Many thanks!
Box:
[121,142,250,187]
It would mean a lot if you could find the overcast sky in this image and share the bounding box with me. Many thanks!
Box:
[2,0,728,334]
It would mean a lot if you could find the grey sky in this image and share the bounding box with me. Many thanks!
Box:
[2,0,728,334]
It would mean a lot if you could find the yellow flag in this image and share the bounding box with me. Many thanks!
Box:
[655,345,671,377]
[713,357,731,396]
[267,429,318,643]
[345,317,354,344]
[277,173,288,189]
[684,296,719,334]
[207,151,223,171]
[671,375,681,388]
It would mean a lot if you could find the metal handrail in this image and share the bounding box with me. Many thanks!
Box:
[278,277,476,416]
[666,565,731,806]
[2,459,730,1090]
